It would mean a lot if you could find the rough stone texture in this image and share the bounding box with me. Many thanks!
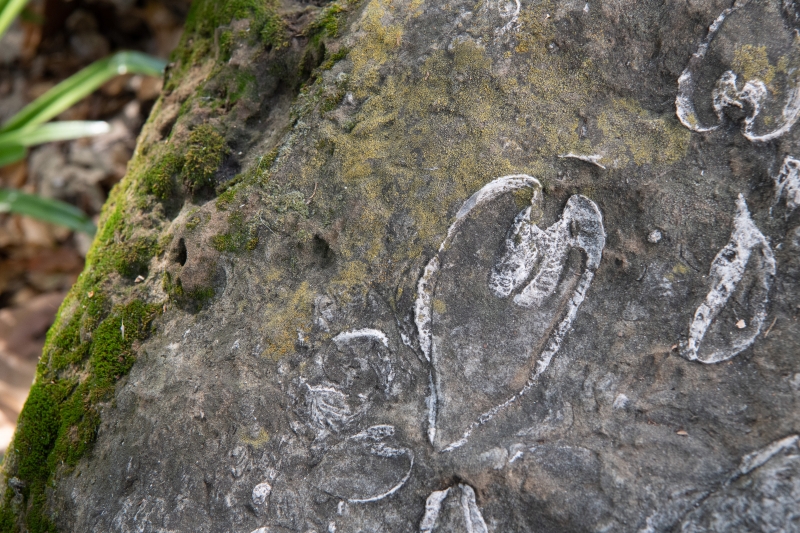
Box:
[3,0,800,531]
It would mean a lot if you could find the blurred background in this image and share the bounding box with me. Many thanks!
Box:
[0,0,188,455]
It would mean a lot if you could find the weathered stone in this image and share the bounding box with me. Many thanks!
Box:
[2,0,800,531]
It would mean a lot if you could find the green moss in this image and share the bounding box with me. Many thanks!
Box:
[228,149,280,192]
[268,190,309,216]
[165,0,287,91]
[47,293,106,372]
[182,125,229,193]
[3,297,160,532]
[216,188,237,210]
[186,286,215,302]
[320,86,347,113]
[77,186,162,281]
[90,302,153,389]
[211,211,259,252]
[162,272,184,300]
[165,38,213,93]
[185,209,204,231]
[8,382,62,532]
[204,70,257,109]
[93,191,125,249]
[308,3,346,46]
[49,382,97,468]
[219,30,234,62]
[109,235,161,279]
[12,385,60,486]
[184,0,286,49]
[259,8,288,49]
[163,272,216,309]
[320,47,350,71]
[0,154,168,528]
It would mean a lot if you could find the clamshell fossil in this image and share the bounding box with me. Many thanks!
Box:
[311,425,414,504]
[680,195,775,364]
[420,484,488,533]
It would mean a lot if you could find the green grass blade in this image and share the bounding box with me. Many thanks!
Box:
[0,51,167,133]
[0,0,28,41]
[0,188,96,234]
[0,143,26,166]
[0,120,110,146]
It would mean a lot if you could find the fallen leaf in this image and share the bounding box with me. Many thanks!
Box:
[676,430,688,436]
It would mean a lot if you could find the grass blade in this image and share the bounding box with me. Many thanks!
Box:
[0,143,26,166]
[0,0,28,40]
[0,188,96,235]
[0,51,167,133]
[0,120,110,147]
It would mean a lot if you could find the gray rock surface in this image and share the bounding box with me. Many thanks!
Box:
[4,0,800,531]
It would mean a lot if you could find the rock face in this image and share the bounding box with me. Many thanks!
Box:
[3,0,800,532]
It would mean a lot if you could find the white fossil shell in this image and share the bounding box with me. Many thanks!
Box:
[680,195,775,364]
[415,175,605,451]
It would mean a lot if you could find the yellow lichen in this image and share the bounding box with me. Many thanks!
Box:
[732,44,775,85]
[672,263,689,276]
[251,0,695,352]
[666,262,690,281]
[261,281,314,359]
[409,0,424,16]
[330,260,369,303]
[240,427,271,447]
[349,0,404,98]
[598,98,689,168]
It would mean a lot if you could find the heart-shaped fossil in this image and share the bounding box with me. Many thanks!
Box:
[415,175,605,451]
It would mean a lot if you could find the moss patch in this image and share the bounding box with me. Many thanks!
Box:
[182,124,229,193]
[182,0,286,48]
[215,188,237,211]
[597,97,690,168]
[166,0,287,91]
[203,69,258,110]
[1,297,160,533]
[239,427,271,448]
[141,152,183,201]
[211,211,259,253]
[308,3,346,46]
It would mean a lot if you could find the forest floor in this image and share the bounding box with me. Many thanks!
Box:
[0,0,186,455]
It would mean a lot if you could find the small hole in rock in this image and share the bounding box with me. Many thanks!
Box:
[312,235,334,268]
[171,238,187,266]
